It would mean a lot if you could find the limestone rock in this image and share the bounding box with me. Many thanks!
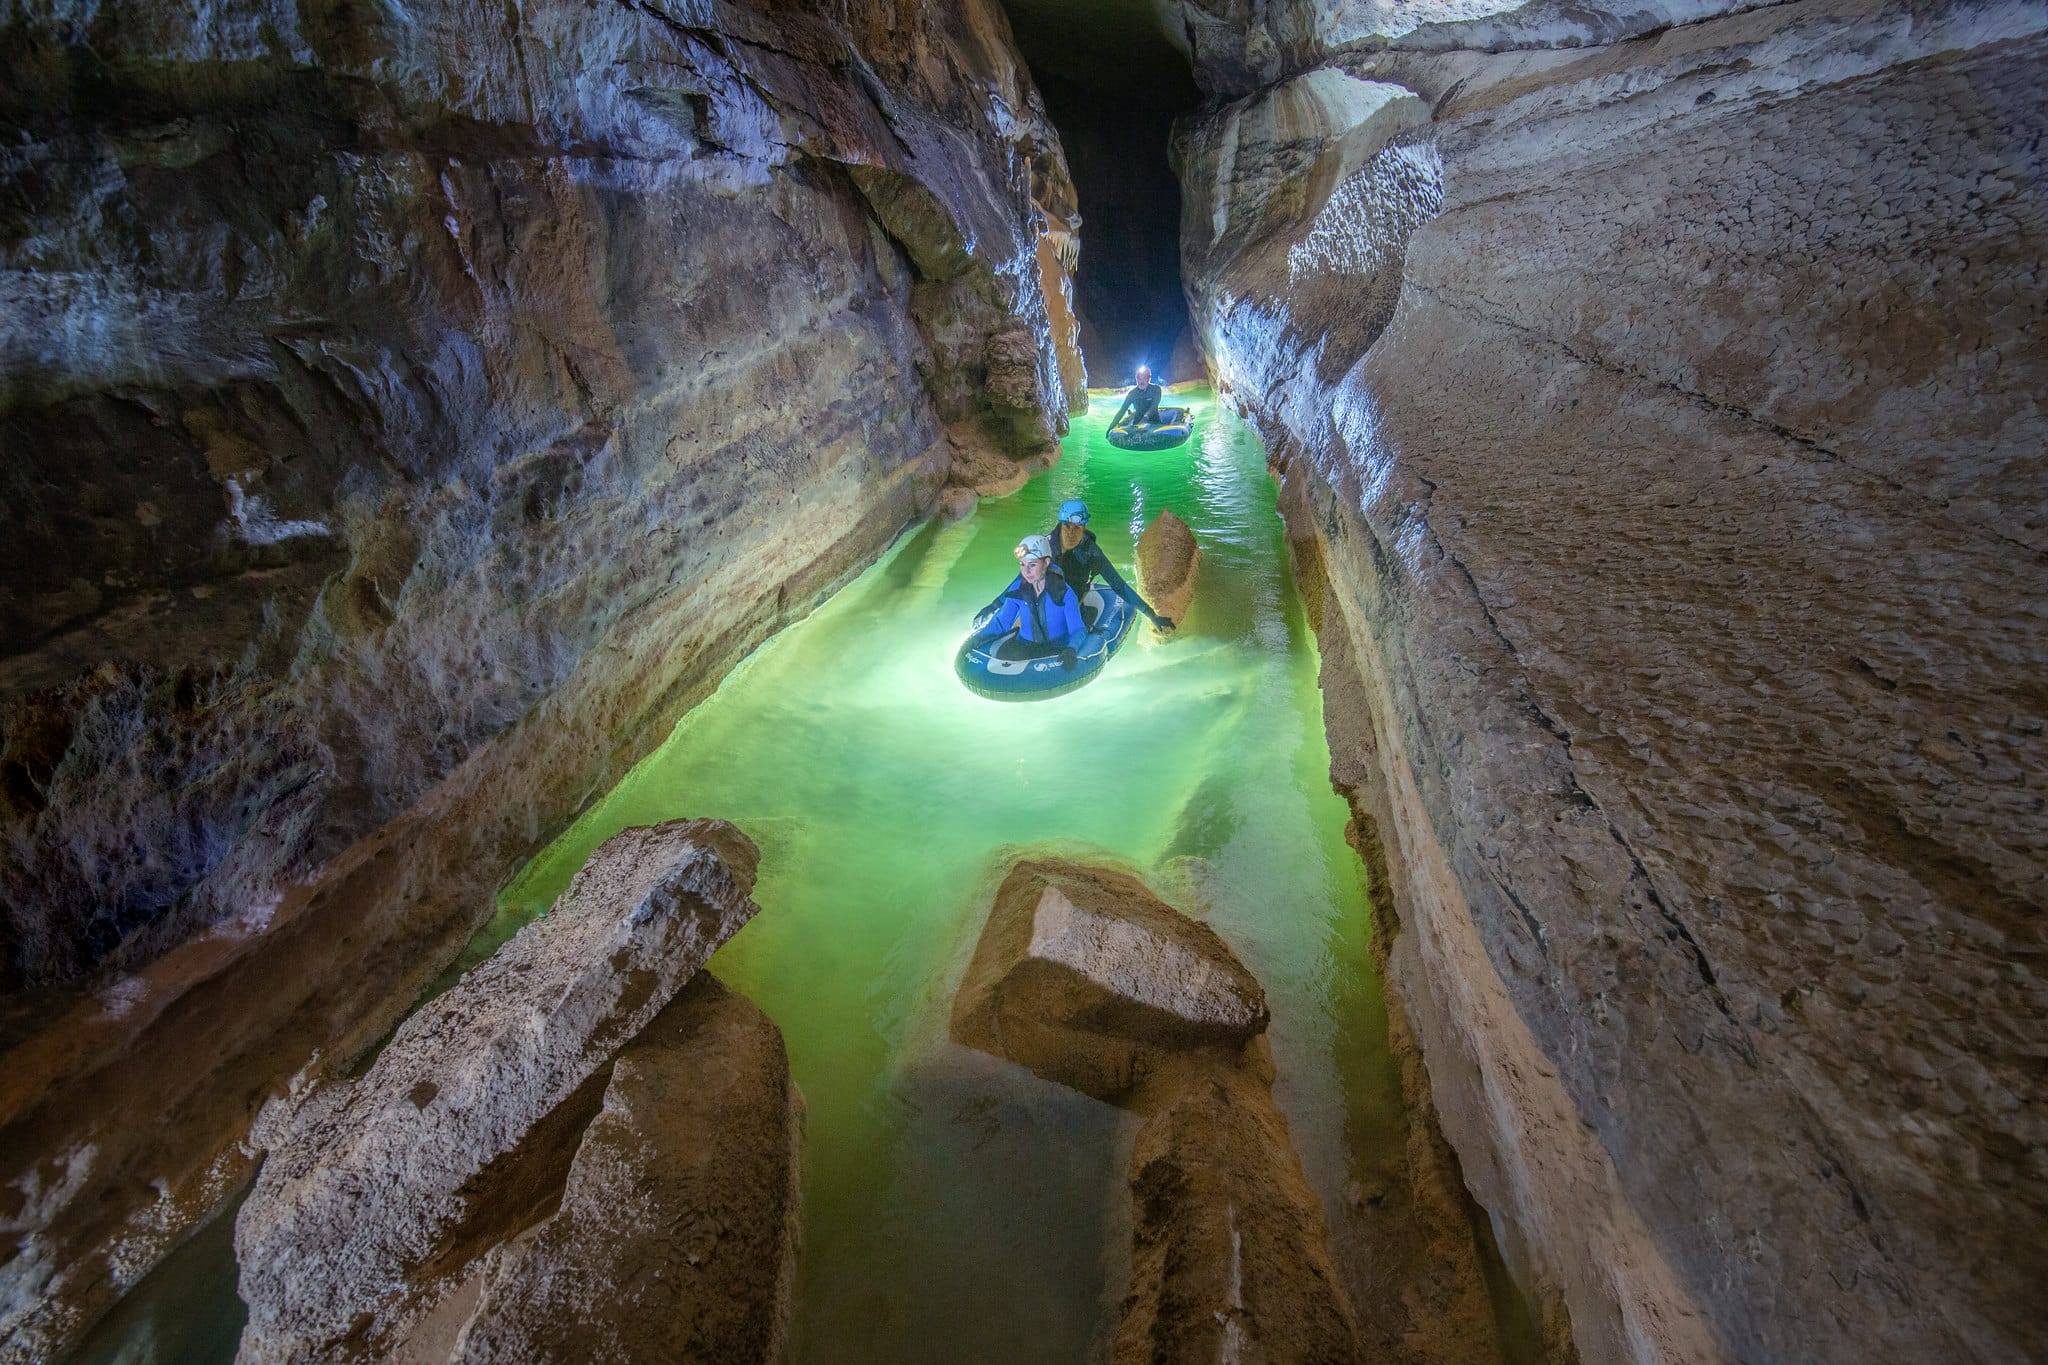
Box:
[449,973,801,1365]
[953,855,1359,1361]
[1136,512,1202,628]
[0,0,1079,1352]
[233,820,761,1363]
[951,859,1269,1102]
[1180,1,2048,1361]
[1117,1059,1363,1365]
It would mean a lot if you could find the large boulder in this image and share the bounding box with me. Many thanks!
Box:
[950,859,1268,1103]
[1136,511,1202,628]
[234,819,761,1364]
[447,973,802,1365]
[953,854,1361,1362]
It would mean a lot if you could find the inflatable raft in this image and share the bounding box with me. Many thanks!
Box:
[1106,407,1191,452]
[955,585,1135,701]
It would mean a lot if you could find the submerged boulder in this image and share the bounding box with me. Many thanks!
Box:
[235,819,761,1364]
[953,853,1361,1362]
[450,973,802,1365]
[1136,511,1201,628]
[950,858,1268,1102]
[1119,1062,1364,1365]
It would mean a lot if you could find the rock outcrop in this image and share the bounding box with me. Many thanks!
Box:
[445,973,802,1365]
[952,856,1360,1364]
[234,819,760,1362]
[1120,1060,1362,1365]
[1177,1,2048,1361]
[952,859,1269,1102]
[0,1,1078,1354]
[1136,511,1201,627]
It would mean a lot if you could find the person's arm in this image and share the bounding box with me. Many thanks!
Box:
[973,596,1022,641]
[1053,590,1087,649]
[1089,544,1166,624]
[972,577,1022,631]
[1109,391,1136,427]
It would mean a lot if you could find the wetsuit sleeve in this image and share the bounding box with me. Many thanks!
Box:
[1091,544,1157,621]
[974,576,1021,629]
[1110,392,1136,427]
[1053,590,1086,647]
[975,596,1022,640]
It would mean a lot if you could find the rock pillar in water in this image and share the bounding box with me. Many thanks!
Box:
[1136,511,1202,627]
[951,856,1362,1364]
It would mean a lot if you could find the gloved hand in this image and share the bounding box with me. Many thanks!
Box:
[1154,615,1177,632]
[971,606,996,632]
[1058,647,1079,670]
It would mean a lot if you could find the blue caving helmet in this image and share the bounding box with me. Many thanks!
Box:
[1057,498,1090,525]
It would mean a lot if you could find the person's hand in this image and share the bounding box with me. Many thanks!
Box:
[1154,616,1176,632]
[971,607,996,632]
[1059,647,1079,670]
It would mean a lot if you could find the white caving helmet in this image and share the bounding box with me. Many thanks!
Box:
[1015,533,1053,562]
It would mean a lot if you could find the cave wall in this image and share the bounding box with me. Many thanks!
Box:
[1175,0,2046,1361]
[0,0,1079,1354]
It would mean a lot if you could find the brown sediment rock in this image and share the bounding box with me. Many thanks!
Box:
[1119,1056,1363,1365]
[233,820,760,1363]
[951,859,1268,1103]
[1136,511,1202,628]
[1180,1,2048,1361]
[446,973,802,1365]
[953,855,1357,1362]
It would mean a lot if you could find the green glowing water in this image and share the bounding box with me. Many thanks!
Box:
[70,388,1412,1364]
[500,387,1408,1361]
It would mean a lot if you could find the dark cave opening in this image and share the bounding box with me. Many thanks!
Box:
[1001,0,1204,388]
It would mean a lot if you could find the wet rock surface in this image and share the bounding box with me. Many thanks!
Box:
[1136,511,1202,628]
[1119,1058,1363,1365]
[953,855,1364,1363]
[1181,0,2048,1360]
[447,973,802,1365]
[952,858,1269,1102]
[0,0,1078,1353]
[234,819,760,1363]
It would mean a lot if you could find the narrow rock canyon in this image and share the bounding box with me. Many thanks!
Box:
[1,0,2041,1362]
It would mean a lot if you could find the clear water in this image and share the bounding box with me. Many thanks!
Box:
[70,388,1412,1363]
[501,387,1409,1361]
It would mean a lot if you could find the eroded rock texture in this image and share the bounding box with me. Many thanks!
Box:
[952,856,1372,1365]
[0,3,1077,1352]
[1136,510,1201,627]
[1178,0,2047,1361]
[446,972,802,1365]
[235,819,760,1362]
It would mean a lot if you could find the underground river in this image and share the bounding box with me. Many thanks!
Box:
[75,387,1417,1363]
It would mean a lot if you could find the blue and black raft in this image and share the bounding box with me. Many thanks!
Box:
[955,586,1136,701]
[1106,406,1192,452]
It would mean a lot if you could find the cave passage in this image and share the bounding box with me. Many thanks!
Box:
[1002,0,1204,386]
[493,393,1406,1361]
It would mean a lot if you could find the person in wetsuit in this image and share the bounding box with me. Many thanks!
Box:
[1046,498,1175,632]
[1109,365,1164,429]
[971,533,1087,666]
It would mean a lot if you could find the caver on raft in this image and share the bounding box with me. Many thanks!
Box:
[1105,364,1192,452]
[955,531,1137,700]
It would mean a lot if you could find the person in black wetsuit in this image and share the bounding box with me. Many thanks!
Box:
[1109,365,1164,429]
[1046,498,1175,632]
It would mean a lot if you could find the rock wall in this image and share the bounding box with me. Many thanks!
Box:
[0,0,1076,1355]
[1176,0,2047,1362]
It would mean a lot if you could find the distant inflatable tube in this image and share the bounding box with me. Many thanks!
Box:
[955,587,1136,701]
[1106,407,1192,452]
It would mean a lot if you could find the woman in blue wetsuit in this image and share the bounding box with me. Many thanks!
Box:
[1046,499,1175,632]
[971,533,1088,668]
